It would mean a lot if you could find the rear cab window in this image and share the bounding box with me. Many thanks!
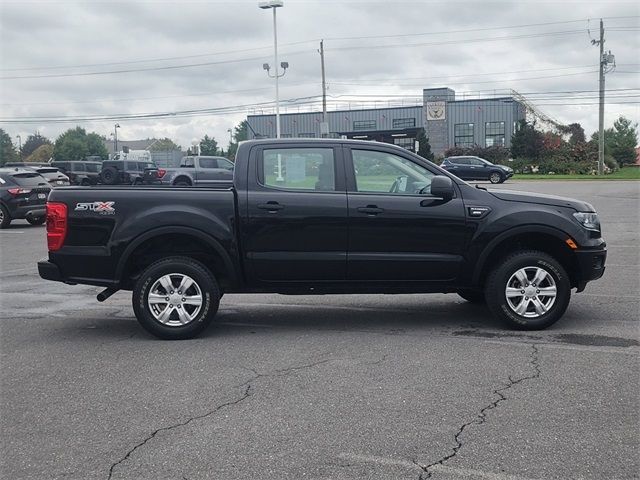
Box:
[260,148,336,192]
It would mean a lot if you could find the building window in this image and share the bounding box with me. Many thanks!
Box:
[454,123,474,148]
[298,132,315,138]
[394,137,416,151]
[281,133,293,138]
[392,118,416,129]
[353,120,376,131]
[485,121,505,147]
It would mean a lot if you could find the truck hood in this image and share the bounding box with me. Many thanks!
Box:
[488,189,595,212]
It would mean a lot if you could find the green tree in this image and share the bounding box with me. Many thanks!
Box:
[53,127,109,161]
[199,135,219,156]
[511,120,545,160]
[25,144,54,163]
[21,132,52,157]
[416,128,434,161]
[0,129,19,166]
[559,123,586,145]
[606,116,638,167]
[87,133,108,159]
[227,120,249,160]
[148,137,181,151]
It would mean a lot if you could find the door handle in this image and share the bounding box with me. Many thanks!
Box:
[357,205,384,215]
[257,201,284,212]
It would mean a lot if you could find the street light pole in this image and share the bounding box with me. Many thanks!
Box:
[259,1,284,139]
[16,135,21,160]
[272,6,280,139]
[114,124,120,153]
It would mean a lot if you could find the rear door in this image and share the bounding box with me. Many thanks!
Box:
[243,144,348,282]
[467,157,487,180]
[345,145,467,282]
[196,157,234,185]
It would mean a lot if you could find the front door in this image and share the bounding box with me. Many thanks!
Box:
[345,146,467,282]
[244,145,348,282]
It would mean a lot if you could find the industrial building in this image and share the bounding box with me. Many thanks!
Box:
[246,87,527,157]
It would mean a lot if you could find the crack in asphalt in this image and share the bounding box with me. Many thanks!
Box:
[107,384,252,480]
[413,344,541,479]
[106,354,336,480]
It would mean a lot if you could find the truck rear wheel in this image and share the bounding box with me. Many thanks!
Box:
[132,256,220,339]
[485,250,570,330]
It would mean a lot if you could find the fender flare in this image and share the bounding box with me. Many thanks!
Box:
[115,225,238,285]
[472,224,570,285]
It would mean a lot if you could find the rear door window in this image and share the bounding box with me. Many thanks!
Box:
[198,158,218,169]
[72,163,86,173]
[84,163,100,173]
[260,148,336,191]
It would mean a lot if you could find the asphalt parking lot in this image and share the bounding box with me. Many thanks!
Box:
[1,180,638,480]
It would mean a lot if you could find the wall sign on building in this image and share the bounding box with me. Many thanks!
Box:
[426,101,446,121]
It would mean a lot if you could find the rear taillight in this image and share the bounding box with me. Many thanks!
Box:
[7,187,32,196]
[157,169,166,178]
[46,202,67,251]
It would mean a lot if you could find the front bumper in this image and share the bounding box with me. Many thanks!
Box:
[574,246,607,291]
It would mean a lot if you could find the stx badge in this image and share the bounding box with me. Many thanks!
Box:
[75,201,116,215]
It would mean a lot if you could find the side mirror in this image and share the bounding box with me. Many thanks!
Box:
[430,175,454,200]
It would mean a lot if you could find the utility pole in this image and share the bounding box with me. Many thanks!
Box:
[598,19,605,176]
[319,39,329,138]
[592,19,615,175]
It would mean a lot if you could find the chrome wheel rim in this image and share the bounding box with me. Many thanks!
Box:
[490,173,501,183]
[147,273,203,326]
[505,266,557,318]
[0,209,4,222]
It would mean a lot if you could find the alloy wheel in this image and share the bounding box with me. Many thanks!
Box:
[505,266,557,318]
[147,273,203,326]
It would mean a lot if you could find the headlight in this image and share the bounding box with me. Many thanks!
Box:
[573,212,600,232]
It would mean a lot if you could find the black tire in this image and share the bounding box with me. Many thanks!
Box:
[485,250,570,330]
[26,216,46,225]
[0,204,11,229]
[132,256,220,340]
[100,166,119,185]
[80,179,91,186]
[489,171,503,184]
[457,290,486,304]
[174,179,191,187]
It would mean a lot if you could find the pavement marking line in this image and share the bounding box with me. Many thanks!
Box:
[0,231,25,234]
[336,453,540,480]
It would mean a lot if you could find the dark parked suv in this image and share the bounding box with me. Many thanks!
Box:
[0,168,51,228]
[51,161,102,186]
[100,160,161,185]
[441,156,513,183]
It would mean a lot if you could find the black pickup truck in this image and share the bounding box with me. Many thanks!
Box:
[38,139,606,339]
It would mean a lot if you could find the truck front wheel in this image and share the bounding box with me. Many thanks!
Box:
[132,256,220,339]
[485,250,571,330]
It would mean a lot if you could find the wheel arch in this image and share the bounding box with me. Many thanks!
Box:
[472,225,579,287]
[172,175,193,186]
[116,226,239,290]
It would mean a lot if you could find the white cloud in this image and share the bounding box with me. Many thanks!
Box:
[1,0,638,148]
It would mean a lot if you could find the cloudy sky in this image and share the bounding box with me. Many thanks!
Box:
[1,0,638,150]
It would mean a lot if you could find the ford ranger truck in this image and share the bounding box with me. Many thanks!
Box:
[38,139,606,339]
